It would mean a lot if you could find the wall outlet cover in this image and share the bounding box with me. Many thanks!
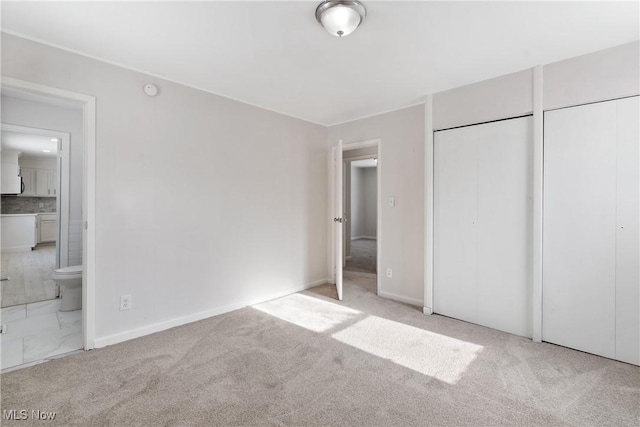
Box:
[120,295,132,311]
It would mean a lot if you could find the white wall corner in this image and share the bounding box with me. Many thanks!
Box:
[532,65,544,343]
[424,94,434,315]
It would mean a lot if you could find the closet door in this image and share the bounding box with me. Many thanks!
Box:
[477,118,532,338]
[434,126,478,324]
[543,101,618,359]
[614,97,639,365]
[434,116,531,336]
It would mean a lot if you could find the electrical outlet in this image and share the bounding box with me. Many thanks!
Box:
[388,197,395,208]
[39,202,44,208]
[386,268,393,278]
[120,295,132,311]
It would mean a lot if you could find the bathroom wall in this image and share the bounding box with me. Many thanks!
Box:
[1,196,56,214]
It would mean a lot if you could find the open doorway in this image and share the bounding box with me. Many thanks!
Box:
[342,146,378,295]
[344,156,377,274]
[0,86,86,371]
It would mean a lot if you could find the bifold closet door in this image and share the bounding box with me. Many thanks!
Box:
[434,116,532,337]
[476,119,532,337]
[434,126,478,324]
[543,97,639,365]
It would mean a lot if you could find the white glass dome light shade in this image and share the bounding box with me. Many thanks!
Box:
[316,1,366,37]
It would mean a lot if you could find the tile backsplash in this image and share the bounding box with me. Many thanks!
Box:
[1,196,57,214]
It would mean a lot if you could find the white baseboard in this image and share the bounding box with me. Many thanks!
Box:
[378,290,423,307]
[1,247,33,253]
[93,278,328,348]
[351,236,377,241]
[423,306,433,315]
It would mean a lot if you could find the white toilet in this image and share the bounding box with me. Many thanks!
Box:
[52,265,83,311]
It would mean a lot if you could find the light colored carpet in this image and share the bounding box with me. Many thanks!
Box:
[345,238,376,274]
[1,277,639,426]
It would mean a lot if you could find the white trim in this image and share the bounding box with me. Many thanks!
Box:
[1,30,325,127]
[423,94,434,316]
[532,65,544,343]
[378,290,423,308]
[343,153,378,162]
[328,102,426,127]
[1,76,97,351]
[93,278,328,348]
[1,246,34,253]
[0,123,71,269]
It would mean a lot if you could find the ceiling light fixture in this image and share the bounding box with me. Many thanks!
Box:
[50,138,58,142]
[42,150,51,153]
[315,0,366,37]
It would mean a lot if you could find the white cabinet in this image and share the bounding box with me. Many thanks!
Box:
[38,213,57,243]
[1,163,21,194]
[543,97,639,365]
[35,169,57,197]
[19,167,36,196]
[1,215,37,251]
[434,116,532,338]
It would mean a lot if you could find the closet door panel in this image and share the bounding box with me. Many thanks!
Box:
[477,117,532,338]
[434,126,478,323]
[615,96,639,365]
[543,101,617,359]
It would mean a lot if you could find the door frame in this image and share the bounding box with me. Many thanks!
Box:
[329,138,382,296]
[0,123,71,268]
[2,76,97,350]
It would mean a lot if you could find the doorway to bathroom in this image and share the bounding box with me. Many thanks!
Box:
[0,88,83,371]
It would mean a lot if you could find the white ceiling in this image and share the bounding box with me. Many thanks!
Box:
[1,130,58,158]
[1,1,638,125]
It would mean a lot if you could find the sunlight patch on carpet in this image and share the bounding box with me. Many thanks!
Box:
[253,294,361,333]
[332,316,483,384]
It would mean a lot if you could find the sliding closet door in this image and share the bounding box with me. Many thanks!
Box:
[477,118,532,337]
[614,97,639,365]
[544,97,639,364]
[434,116,531,337]
[434,126,478,324]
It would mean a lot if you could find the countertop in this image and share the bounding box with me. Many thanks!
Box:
[1,213,39,217]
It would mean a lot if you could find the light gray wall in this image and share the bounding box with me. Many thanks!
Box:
[328,105,425,306]
[350,165,364,238]
[362,167,377,238]
[433,42,639,130]
[1,33,328,344]
[543,41,639,110]
[350,166,377,239]
[433,69,533,130]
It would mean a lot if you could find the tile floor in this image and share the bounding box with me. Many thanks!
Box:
[1,245,58,307]
[0,299,82,371]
